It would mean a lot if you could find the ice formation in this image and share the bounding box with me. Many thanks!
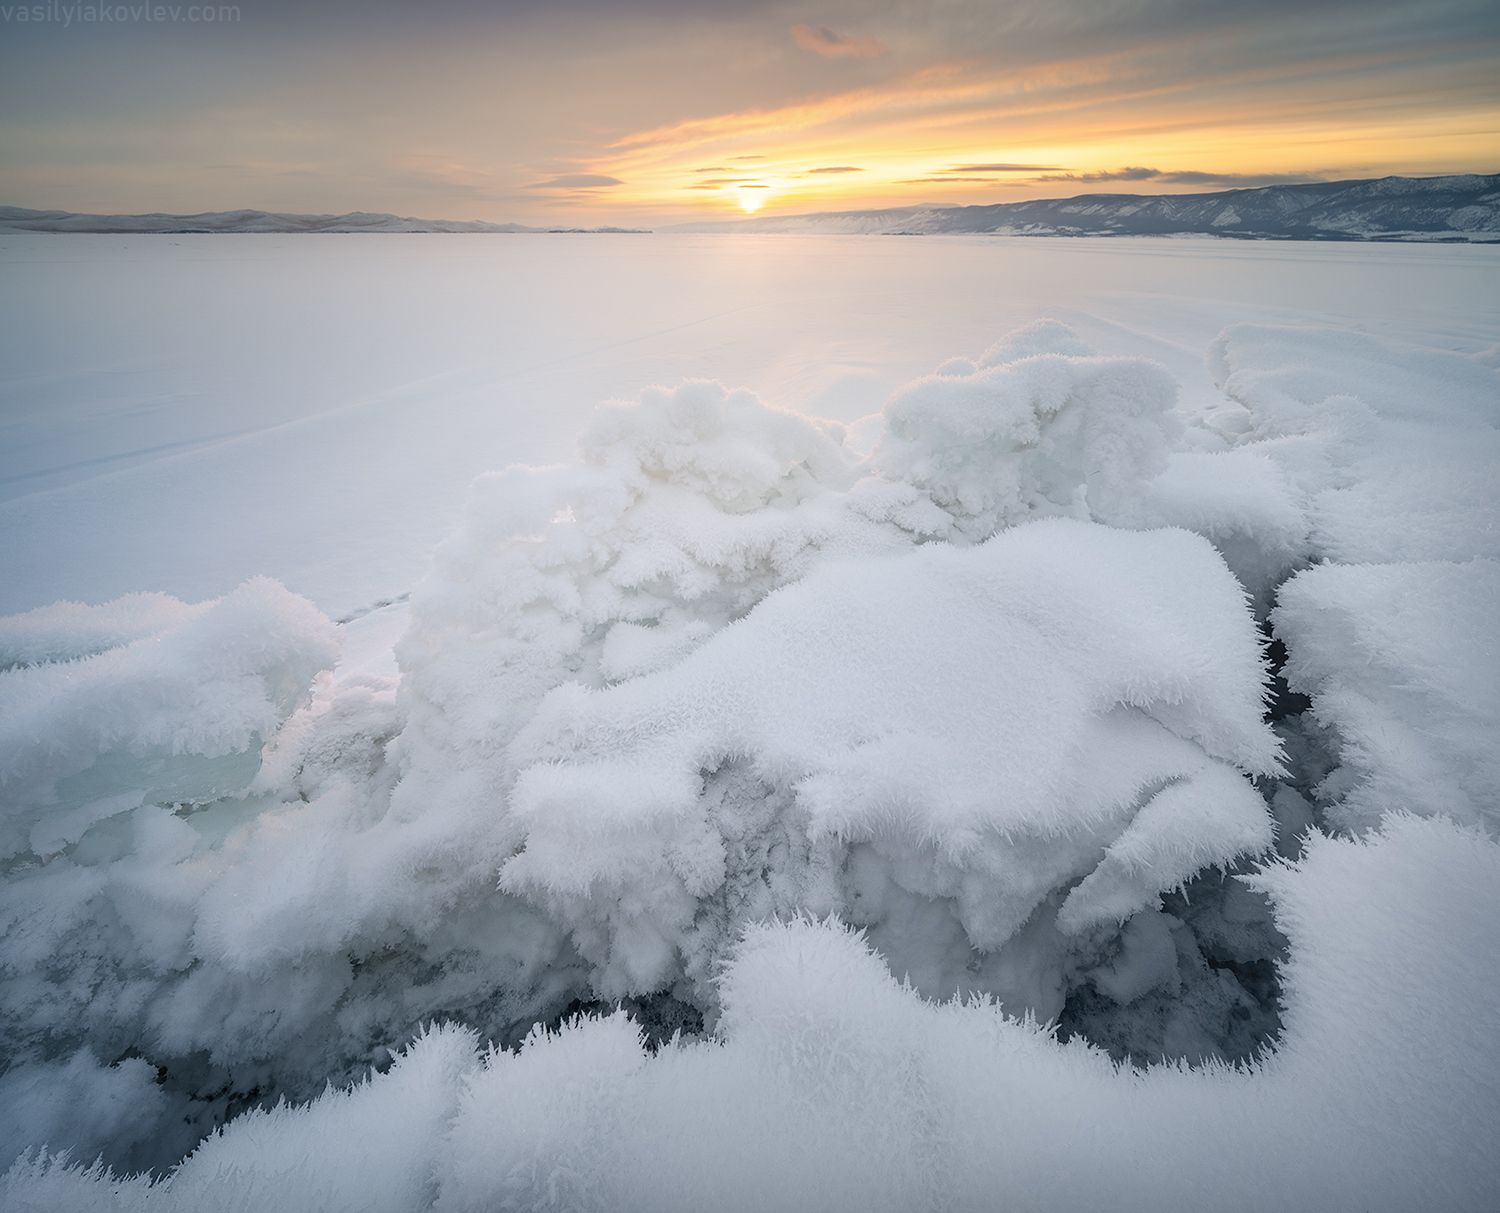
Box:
[0,578,338,861]
[5,816,1495,1212]
[2,318,1498,1208]
[1273,559,1499,834]
[503,520,1279,1010]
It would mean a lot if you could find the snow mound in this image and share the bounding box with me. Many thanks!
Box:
[386,327,1191,1012]
[395,329,1180,777]
[503,518,1278,1003]
[8,816,1494,1213]
[1273,559,1500,834]
[875,351,1179,538]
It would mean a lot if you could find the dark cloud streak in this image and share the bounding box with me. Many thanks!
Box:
[791,23,886,59]
[525,174,624,189]
[1032,166,1329,186]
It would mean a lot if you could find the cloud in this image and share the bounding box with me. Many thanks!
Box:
[608,62,995,157]
[808,165,863,174]
[945,163,1064,172]
[525,173,624,189]
[1042,166,1160,182]
[694,166,731,172]
[1157,169,1326,186]
[791,23,886,59]
[382,153,516,203]
[898,176,1000,184]
[686,179,766,191]
[1033,166,1327,186]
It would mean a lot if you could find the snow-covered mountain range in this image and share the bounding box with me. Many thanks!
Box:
[676,173,1500,241]
[0,207,647,234]
[3,174,1497,240]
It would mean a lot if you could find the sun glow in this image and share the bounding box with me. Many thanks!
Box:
[736,185,769,213]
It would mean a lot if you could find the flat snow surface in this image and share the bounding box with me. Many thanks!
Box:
[2,234,1496,620]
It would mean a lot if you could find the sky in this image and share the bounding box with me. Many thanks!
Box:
[1,0,1497,224]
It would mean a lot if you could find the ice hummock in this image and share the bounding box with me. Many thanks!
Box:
[503,519,1279,1008]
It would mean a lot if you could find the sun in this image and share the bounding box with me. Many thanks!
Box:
[736,185,769,214]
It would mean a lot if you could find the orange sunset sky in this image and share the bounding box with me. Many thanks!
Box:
[1,0,1496,224]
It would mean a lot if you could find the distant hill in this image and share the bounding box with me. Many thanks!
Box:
[6,175,1497,240]
[0,207,649,235]
[671,174,1500,241]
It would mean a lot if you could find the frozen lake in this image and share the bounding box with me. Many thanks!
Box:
[2,233,1497,618]
[3,231,1499,1206]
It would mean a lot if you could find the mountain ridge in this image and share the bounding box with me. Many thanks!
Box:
[670,173,1500,241]
[0,206,648,235]
[3,174,1498,240]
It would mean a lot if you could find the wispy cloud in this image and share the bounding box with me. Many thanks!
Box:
[608,62,988,156]
[791,23,886,60]
[808,165,864,174]
[945,163,1064,172]
[898,176,1002,183]
[388,154,510,202]
[689,179,770,191]
[1034,166,1326,186]
[525,173,624,189]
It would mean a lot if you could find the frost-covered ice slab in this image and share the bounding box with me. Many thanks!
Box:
[0,579,338,859]
[0,593,207,669]
[1129,323,1500,617]
[504,518,1279,1000]
[1202,325,1500,835]
[1209,324,1500,566]
[1138,446,1310,611]
[1273,560,1500,834]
